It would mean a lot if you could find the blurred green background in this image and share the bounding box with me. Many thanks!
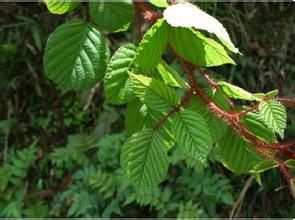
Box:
[0,2,294,218]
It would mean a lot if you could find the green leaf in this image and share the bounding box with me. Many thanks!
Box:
[156,61,188,89]
[249,160,279,173]
[121,129,169,191]
[129,72,179,112]
[218,81,256,101]
[104,43,137,104]
[163,2,239,53]
[286,160,295,169]
[44,0,80,15]
[187,89,229,143]
[133,19,168,69]
[258,100,287,139]
[253,89,279,101]
[218,127,262,174]
[242,112,277,143]
[172,109,213,163]
[89,1,134,32]
[168,27,235,67]
[149,0,169,8]
[145,109,175,149]
[44,20,108,91]
[125,99,147,136]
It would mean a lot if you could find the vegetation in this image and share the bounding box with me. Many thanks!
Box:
[0,1,294,218]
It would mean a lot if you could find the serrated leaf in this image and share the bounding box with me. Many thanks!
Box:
[121,129,169,191]
[104,43,137,104]
[156,61,188,89]
[218,81,256,101]
[44,0,80,15]
[242,112,277,143]
[168,27,235,67]
[187,89,229,142]
[218,128,263,174]
[172,109,212,163]
[125,99,146,136]
[258,100,287,139]
[145,109,175,149]
[44,20,108,91]
[163,2,239,53]
[89,1,134,32]
[149,0,169,8]
[133,19,168,69]
[129,72,179,112]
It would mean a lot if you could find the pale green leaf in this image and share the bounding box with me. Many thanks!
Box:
[149,0,169,8]
[172,109,213,163]
[121,129,169,191]
[258,100,287,139]
[218,81,256,101]
[156,61,188,89]
[163,2,239,53]
[129,72,179,112]
[133,19,168,69]
[168,27,235,67]
[104,43,137,104]
[89,1,134,32]
[44,0,80,15]
[44,20,108,91]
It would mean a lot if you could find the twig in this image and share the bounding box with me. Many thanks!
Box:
[230,176,254,218]
[275,97,295,107]
[83,82,101,112]
[237,103,259,117]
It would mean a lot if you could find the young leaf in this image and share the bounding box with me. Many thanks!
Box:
[163,2,239,53]
[218,81,256,101]
[44,20,108,91]
[156,61,188,89]
[104,43,137,104]
[133,19,168,69]
[168,27,235,67]
[44,0,80,15]
[129,72,179,112]
[89,1,134,32]
[172,109,213,163]
[258,100,287,139]
[149,0,169,8]
[121,129,169,191]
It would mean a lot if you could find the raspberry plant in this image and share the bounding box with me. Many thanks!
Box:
[43,0,295,195]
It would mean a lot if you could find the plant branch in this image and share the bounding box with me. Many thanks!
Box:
[133,0,295,188]
[275,97,295,108]
[176,57,294,185]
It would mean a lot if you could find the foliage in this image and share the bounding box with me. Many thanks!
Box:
[0,1,294,218]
